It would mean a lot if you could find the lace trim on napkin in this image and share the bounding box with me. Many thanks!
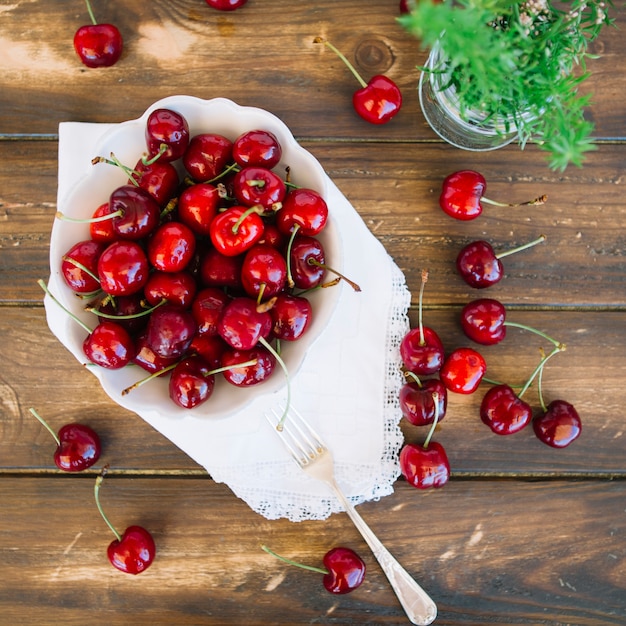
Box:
[215,261,411,522]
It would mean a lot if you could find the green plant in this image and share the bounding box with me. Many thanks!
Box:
[399,0,614,171]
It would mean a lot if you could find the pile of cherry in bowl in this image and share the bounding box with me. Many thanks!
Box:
[56,108,334,410]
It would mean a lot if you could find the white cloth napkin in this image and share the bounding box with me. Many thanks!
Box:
[56,121,411,521]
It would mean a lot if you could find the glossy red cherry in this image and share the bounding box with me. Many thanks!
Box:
[109,184,160,240]
[460,298,507,345]
[205,0,248,10]
[314,37,402,124]
[400,441,450,489]
[147,221,196,273]
[288,235,327,289]
[73,0,122,68]
[189,333,227,368]
[143,270,197,308]
[90,293,149,334]
[209,205,265,257]
[98,241,150,296]
[199,247,244,290]
[440,170,547,220]
[241,244,288,300]
[440,347,486,394]
[178,183,221,236]
[221,346,276,386]
[89,202,117,243]
[533,400,582,448]
[145,108,190,163]
[191,287,230,336]
[217,297,272,350]
[29,408,101,472]
[233,129,282,169]
[83,320,135,369]
[183,133,233,182]
[270,293,313,341]
[132,332,180,374]
[276,188,328,236]
[169,355,215,409]
[95,469,155,575]
[480,384,533,435]
[456,235,546,288]
[232,166,286,210]
[61,239,106,293]
[146,304,197,359]
[261,545,366,595]
[399,376,447,426]
[130,158,180,207]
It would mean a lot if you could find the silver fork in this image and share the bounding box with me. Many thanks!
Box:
[266,406,437,626]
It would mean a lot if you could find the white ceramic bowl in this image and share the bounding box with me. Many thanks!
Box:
[46,96,343,420]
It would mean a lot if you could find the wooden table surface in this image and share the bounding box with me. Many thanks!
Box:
[1,2,625,624]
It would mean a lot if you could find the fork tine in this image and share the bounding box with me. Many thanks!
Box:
[266,405,325,466]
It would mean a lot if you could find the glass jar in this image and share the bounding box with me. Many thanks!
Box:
[418,43,520,151]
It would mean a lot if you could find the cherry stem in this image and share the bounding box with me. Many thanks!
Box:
[518,344,565,400]
[418,269,428,345]
[285,224,301,288]
[92,153,140,187]
[422,392,440,449]
[261,544,327,575]
[94,466,122,543]
[56,209,123,223]
[404,370,422,387]
[503,320,562,349]
[496,234,546,260]
[308,258,362,292]
[86,298,166,320]
[313,37,367,89]
[142,143,168,166]
[481,194,548,208]
[37,279,93,334]
[28,407,60,446]
[84,0,97,26]
[258,336,291,431]
[537,353,548,413]
[203,162,240,184]
[232,205,262,235]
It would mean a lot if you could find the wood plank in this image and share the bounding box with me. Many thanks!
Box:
[1,141,625,306]
[1,477,624,625]
[2,306,624,474]
[0,0,623,140]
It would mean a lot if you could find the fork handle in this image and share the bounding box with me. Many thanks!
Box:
[330,481,437,626]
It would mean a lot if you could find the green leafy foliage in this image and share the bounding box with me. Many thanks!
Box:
[399,0,614,170]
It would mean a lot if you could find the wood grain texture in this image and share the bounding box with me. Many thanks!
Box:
[1,477,625,625]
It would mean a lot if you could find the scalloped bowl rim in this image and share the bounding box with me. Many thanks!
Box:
[46,96,343,421]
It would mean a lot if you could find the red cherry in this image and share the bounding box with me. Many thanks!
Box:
[399,441,450,489]
[178,183,221,236]
[399,376,447,426]
[232,166,286,210]
[143,270,197,308]
[109,184,160,240]
[145,108,190,163]
[169,355,215,409]
[440,170,548,220]
[132,332,180,374]
[314,37,402,125]
[209,205,265,257]
[480,384,533,435]
[460,298,507,345]
[183,133,233,182]
[456,235,546,288]
[276,188,329,236]
[241,244,288,300]
[189,334,227,368]
[130,158,179,207]
[217,297,272,350]
[191,287,230,336]
[98,241,149,296]
[533,400,582,448]
[205,0,248,10]
[146,304,197,359]
[83,320,135,369]
[322,547,367,594]
[270,293,313,341]
[91,293,150,335]
[89,202,117,243]
[221,346,276,386]
[440,347,486,394]
[147,221,196,273]
[29,408,101,472]
[95,468,155,575]
[73,0,122,69]
[233,129,282,169]
[61,239,106,293]
[199,247,244,290]
[288,235,327,289]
